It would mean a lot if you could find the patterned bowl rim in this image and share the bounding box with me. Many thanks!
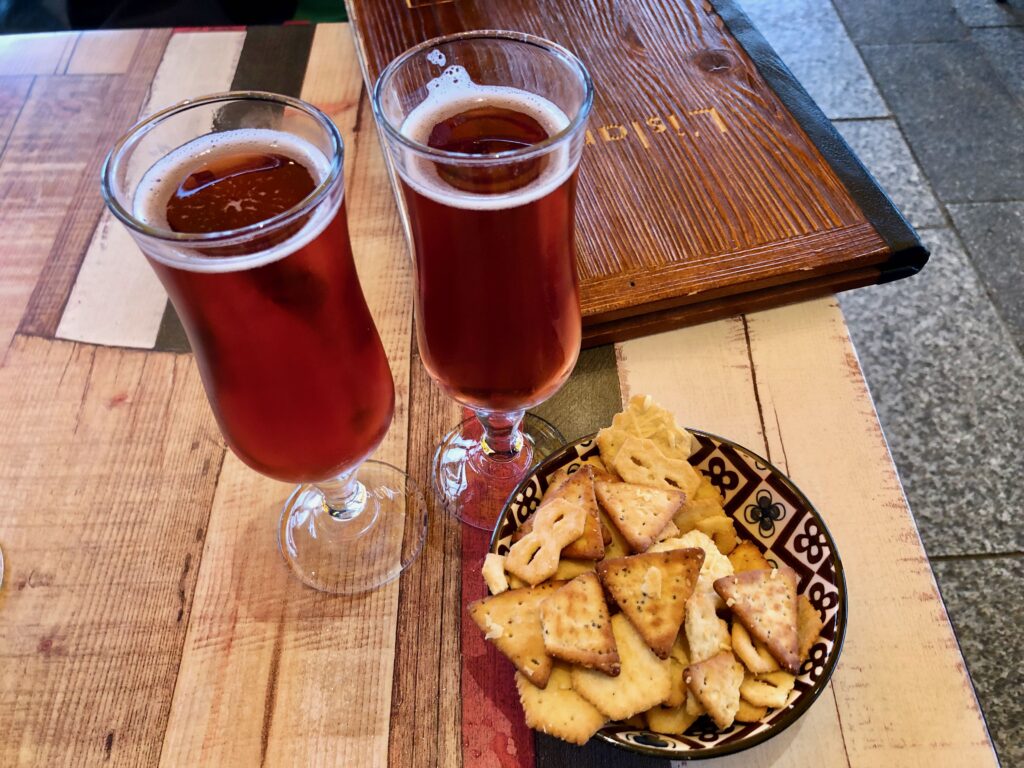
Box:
[488,429,848,761]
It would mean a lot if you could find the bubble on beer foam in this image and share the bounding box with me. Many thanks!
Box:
[425,49,446,67]
[398,66,576,211]
[132,128,338,273]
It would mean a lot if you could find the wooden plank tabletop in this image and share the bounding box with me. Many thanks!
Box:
[0,23,996,768]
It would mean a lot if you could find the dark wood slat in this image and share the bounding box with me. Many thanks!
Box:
[389,336,464,768]
[345,0,899,341]
[18,29,172,339]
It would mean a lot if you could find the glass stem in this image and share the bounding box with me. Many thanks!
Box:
[317,467,368,521]
[476,409,526,461]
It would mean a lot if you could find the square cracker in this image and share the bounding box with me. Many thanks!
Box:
[468,582,563,688]
[540,572,620,675]
[612,436,701,497]
[597,548,704,659]
[685,650,744,730]
[714,567,800,673]
[514,465,605,560]
[594,479,686,552]
[571,613,672,720]
[517,662,606,746]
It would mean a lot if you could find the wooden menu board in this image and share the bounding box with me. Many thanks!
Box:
[346,0,927,345]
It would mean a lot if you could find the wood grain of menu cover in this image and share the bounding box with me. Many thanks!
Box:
[346,0,927,346]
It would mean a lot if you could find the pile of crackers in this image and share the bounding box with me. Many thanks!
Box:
[469,395,825,746]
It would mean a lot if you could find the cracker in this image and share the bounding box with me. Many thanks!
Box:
[516,662,607,745]
[652,529,734,609]
[505,499,587,586]
[515,466,604,560]
[739,671,795,709]
[728,540,771,573]
[685,689,705,717]
[597,548,704,658]
[594,478,686,552]
[481,553,509,595]
[540,573,620,675]
[614,394,698,459]
[694,475,724,503]
[468,582,563,688]
[598,507,630,559]
[595,426,631,470]
[731,620,780,674]
[685,588,731,663]
[685,650,744,730]
[553,558,597,580]
[735,698,768,723]
[655,520,680,543]
[665,656,687,708]
[714,568,800,673]
[672,495,726,535]
[694,514,738,555]
[612,436,701,497]
[645,704,700,735]
[797,594,824,662]
[571,613,672,720]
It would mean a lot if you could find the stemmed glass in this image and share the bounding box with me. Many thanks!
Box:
[372,32,593,529]
[102,92,427,593]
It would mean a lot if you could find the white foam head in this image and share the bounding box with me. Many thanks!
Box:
[396,66,575,211]
[133,128,338,273]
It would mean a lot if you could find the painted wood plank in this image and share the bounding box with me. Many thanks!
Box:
[56,31,245,350]
[616,298,997,766]
[744,299,997,768]
[0,76,31,151]
[0,75,145,359]
[0,335,224,767]
[19,29,172,340]
[66,30,143,75]
[0,32,78,76]
[160,25,419,766]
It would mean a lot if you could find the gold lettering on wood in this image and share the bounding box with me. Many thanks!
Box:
[599,124,629,142]
[645,116,667,133]
[631,121,650,149]
[585,109,729,150]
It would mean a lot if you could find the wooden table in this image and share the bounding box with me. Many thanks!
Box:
[0,24,996,768]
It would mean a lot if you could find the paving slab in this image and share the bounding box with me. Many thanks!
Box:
[953,0,1024,27]
[839,228,1024,557]
[833,0,967,44]
[973,26,1024,107]
[861,41,1024,202]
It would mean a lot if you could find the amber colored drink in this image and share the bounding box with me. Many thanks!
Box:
[137,132,394,482]
[398,93,582,412]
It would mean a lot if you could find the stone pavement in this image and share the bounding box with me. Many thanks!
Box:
[740,0,1024,764]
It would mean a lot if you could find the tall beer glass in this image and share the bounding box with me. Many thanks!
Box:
[373,32,593,528]
[102,92,426,593]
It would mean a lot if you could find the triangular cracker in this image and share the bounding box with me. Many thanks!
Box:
[597,549,704,659]
[468,582,563,688]
[594,479,686,552]
[684,650,744,730]
[516,662,606,745]
[540,573,620,675]
[714,567,800,673]
[571,614,672,720]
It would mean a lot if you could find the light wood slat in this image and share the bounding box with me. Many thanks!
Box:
[19,29,172,339]
[744,299,996,768]
[160,26,417,766]
[0,335,225,767]
[616,315,850,767]
[616,298,996,766]
[0,32,78,75]
[56,31,245,350]
[66,30,143,75]
[0,76,31,150]
[0,75,142,359]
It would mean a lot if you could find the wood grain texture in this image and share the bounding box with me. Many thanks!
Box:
[159,26,419,766]
[616,299,996,767]
[55,31,245,350]
[66,30,144,75]
[18,29,172,340]
[346,0,891,334]
[0,32,78,76]
[0,335,224,767]
[0,73,155,358]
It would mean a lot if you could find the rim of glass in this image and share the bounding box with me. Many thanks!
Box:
[100,90,344,245]
[371,30,594,164]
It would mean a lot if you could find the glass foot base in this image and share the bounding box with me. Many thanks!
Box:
[433,413,565,530]
[278,460,427,594]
